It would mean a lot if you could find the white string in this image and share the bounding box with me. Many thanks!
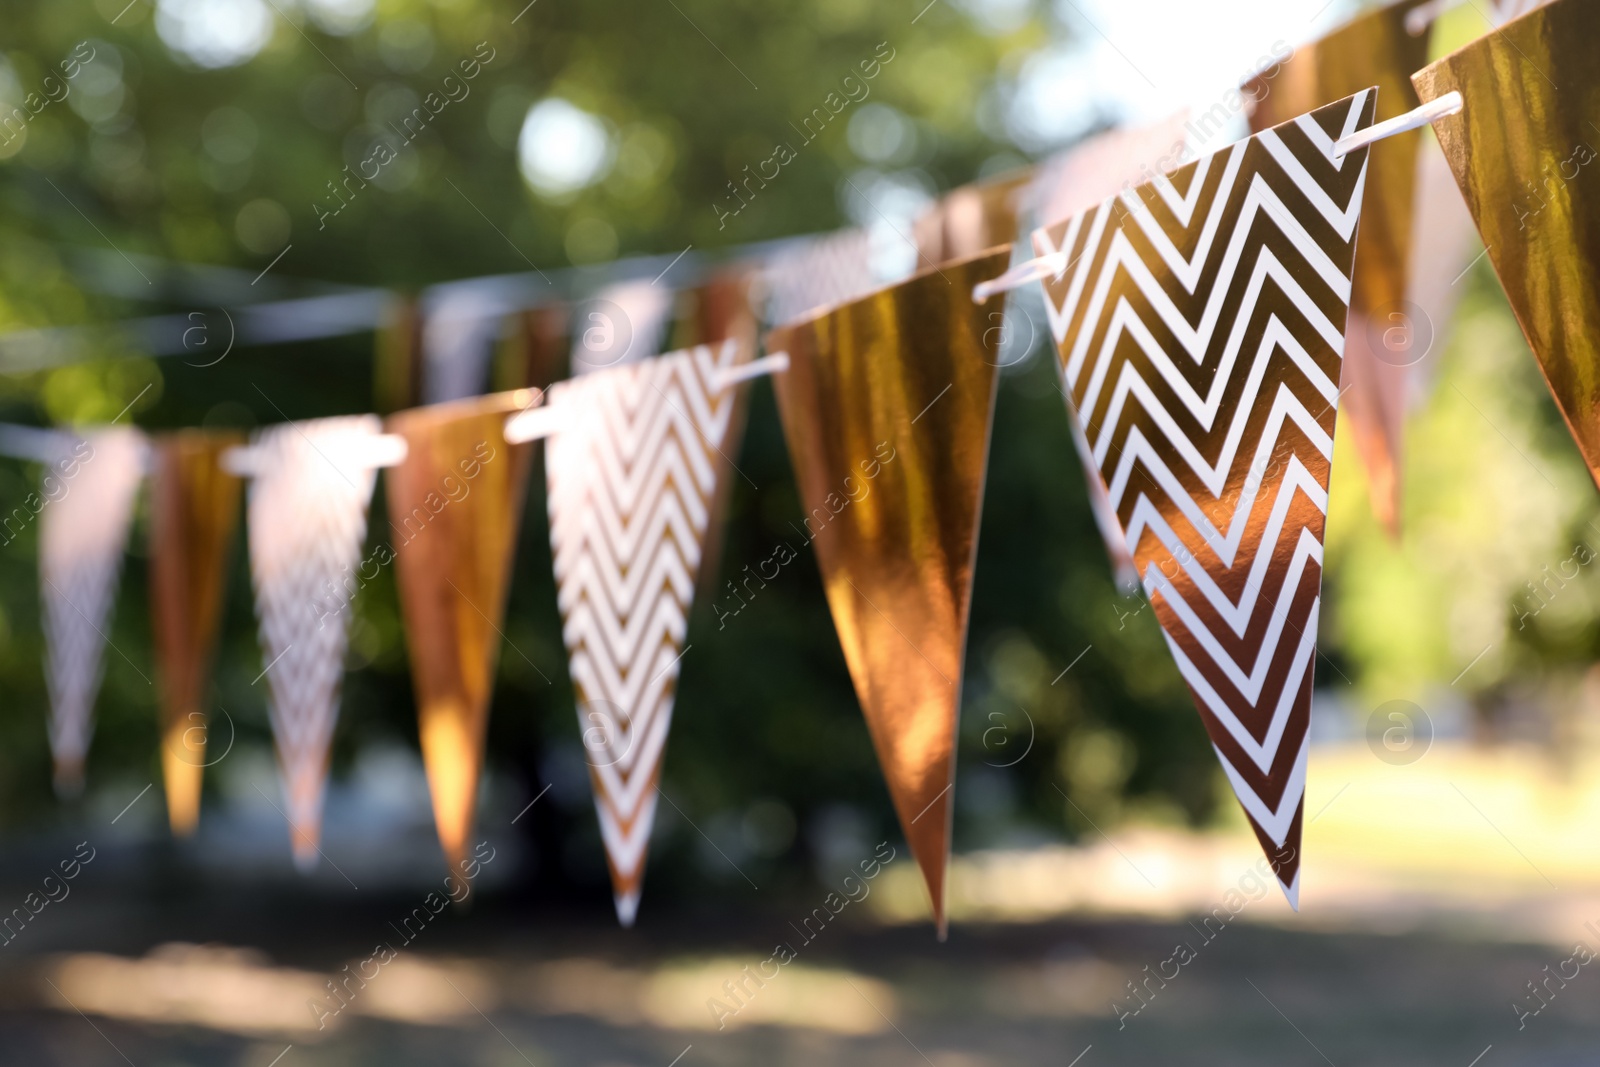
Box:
[970,93,1467,303]
[221,434,408,476]
[0,424,81,464]
[1332,92,1462,159]
[712,352,788,391]
[503,400,567,444]
[971,251,1071,304]
[506,352,791,444]
[1404,0,1463,35]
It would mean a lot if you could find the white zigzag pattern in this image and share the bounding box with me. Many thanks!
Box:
[546,339,743,917]
[246,416,381,868]
[40,428,146,782]
[1033,94,1372,880]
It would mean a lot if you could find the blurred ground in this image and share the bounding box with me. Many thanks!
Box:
[1,884,1597,1066]
[4,740,1600,1066]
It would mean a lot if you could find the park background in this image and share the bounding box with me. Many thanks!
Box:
[2,0,1600,1063]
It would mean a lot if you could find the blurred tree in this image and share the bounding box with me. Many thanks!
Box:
[8,0,1577,916]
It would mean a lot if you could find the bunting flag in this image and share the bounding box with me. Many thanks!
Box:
[571,280,675,377]
[1032,114,1194,231]
[545,338,750,925]
[760,228,881,326]
[1246,0,1430,536]
[236,416,390,869]
[1032,91,1378,905]
[1032,115,1196,589]
[386,390,537,872]
[913,168,1033,263]
[768,248,1012,936]
[1413,0,1600,485]
[494,302,569,394]
[39,427,145,795]
[374,294,425,416]
[422,286,508,404]
[148,430,243,834]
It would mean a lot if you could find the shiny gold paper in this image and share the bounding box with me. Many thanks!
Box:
[386,390,537,872]
[1413,0,1600,486]
[374,295,425,415]
[1247,0,1431,535]
[768,248,1011,937]
[493,303,569,394]
[149,431,243,835]
[913,168,1033,264]
[1033,91,1377,906]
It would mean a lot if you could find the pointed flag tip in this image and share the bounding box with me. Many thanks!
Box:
[614,889,641,928]
[1279,873,1301,912]
[52,764,85,801]
[291,842,320,874]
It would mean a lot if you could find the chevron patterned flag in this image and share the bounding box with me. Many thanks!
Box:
[546,338,750,926]
[240,416,385,870]
[1032,91,1377,907]
[759,227,883,326]
[40,427,146,795]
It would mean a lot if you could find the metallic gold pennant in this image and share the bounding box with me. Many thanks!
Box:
[913,168,1033,264]
[767,248,1012,937]
[149,430,243,835]
[386,390,537,873]
[1246,0,1431,536]
[1412,0,1600,485]
[1033,92,1377,907]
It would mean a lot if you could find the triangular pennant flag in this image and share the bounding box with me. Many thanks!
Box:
[767,248,1013,937]
[1033,91,1378,907]
[374,294,424,415]
[1413,0,1600,484]
[494,303,569,394]
[386,390,537,872]
[149,430,243,834]
[913,167,1033,263]
[571,280,676,376]
[1030,115,1195,590]
[760,228,883,326]
[236,416,388,869]
[1246,1,1430,536]
[40,427,145,795]
[545,339,750,926]
[1031,113,1194,232]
